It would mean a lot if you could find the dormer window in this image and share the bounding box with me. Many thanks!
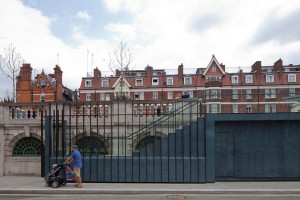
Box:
[152,77,159,85]
[135,79,143,86]
[102,79,109,87]
[245,75,253,83]
[184,77,192,85]
[231,75,238,84]
[166,77,173,85]
[288,74,296,82]
[85,80,92,88]
[266,75,274,83]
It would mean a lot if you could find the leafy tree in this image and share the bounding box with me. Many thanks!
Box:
[0,44,24,102]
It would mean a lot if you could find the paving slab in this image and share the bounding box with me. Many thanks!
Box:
[1,176,300,194]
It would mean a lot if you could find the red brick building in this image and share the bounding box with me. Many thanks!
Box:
[16,64,76,103]
[79,55,300,113]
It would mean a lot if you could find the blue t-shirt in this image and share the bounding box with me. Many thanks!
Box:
[71,149,82,168]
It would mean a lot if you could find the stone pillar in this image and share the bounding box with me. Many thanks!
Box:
[0,127,4,176]
[0,104,4,176]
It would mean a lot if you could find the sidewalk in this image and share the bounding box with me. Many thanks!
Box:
[1,176,300,194]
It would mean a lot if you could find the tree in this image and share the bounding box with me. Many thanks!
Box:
[0,44,24,102]
[108,41,134,100]
[108,41,134,75]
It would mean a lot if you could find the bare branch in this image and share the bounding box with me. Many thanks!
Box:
[0,44,24,102]
[108,41,134,75]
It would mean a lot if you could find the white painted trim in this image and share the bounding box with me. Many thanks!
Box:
[203,55,226,75]
[112,77,131,88]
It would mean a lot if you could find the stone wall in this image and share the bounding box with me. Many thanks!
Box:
[4,157,40,176]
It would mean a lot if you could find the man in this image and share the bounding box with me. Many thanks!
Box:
[64,145,83,188]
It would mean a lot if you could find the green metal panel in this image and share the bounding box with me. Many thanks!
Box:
[213,113,300,181]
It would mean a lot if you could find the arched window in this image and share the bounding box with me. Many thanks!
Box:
[13,137,43,156]
[76,136,108,155]
[135,136,162,150]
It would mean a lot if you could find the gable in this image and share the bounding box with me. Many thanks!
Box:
[112,76,132,89]
[203,55,226,76]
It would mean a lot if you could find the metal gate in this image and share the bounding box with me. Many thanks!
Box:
[43,99,207,183]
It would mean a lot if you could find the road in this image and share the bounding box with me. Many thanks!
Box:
[1,194,300,200]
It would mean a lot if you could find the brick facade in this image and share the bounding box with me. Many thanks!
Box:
[79,55,300,113]
[16,64,75,103]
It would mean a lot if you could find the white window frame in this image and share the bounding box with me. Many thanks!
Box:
[105,93,110,101]
[245,75,253,84]
[288,74,296,83]
[166,77,173,85]
[100,93,105,101]
[168,104,173,112]
[140,92,144,100]
[289,88,296,96]
[85,80,92,88]
[40,93,45,102]
[153,92,158,100]
[265,89,276,99]
[187,91,193,98]
[271,104,276,113]
[231,75,239,84]
[167,91,173,99]
[211,104,218,113]
[246,89,252,99]
[246,105,252,113]
[152,77,159,86]
[86,93,91,101]
[265,104,276,113]
[133,92,144,100]
[265,104,270,113]
[266,75,274,83]
[211,64,216,72]
[211,90,218,99]
[135,79,143,86]
[184,77,192,85]
[134,92,139,100]
[101,79,109,87]
[232,89,238,99]
[232,104,238,113]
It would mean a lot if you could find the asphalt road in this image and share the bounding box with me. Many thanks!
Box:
[1,194,300,200]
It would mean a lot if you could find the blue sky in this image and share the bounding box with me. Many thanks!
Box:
[1,0,300,98]
[21,0,133,46]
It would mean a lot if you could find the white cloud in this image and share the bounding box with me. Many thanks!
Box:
[1,0,300,99]
[76,11,92,22]
[0,0,112,96]
[102,0,123,13]
[105,23,136,42]
[112,0,300,69]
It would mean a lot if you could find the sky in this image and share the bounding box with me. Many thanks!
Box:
[1,0,300,98]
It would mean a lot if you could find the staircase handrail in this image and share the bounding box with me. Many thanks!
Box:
[127,96,204,139]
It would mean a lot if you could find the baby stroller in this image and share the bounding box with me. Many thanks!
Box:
[45,163,70,188]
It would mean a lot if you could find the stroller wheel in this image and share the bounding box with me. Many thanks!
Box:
[51,180,60,188]
[62,181,66,185]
